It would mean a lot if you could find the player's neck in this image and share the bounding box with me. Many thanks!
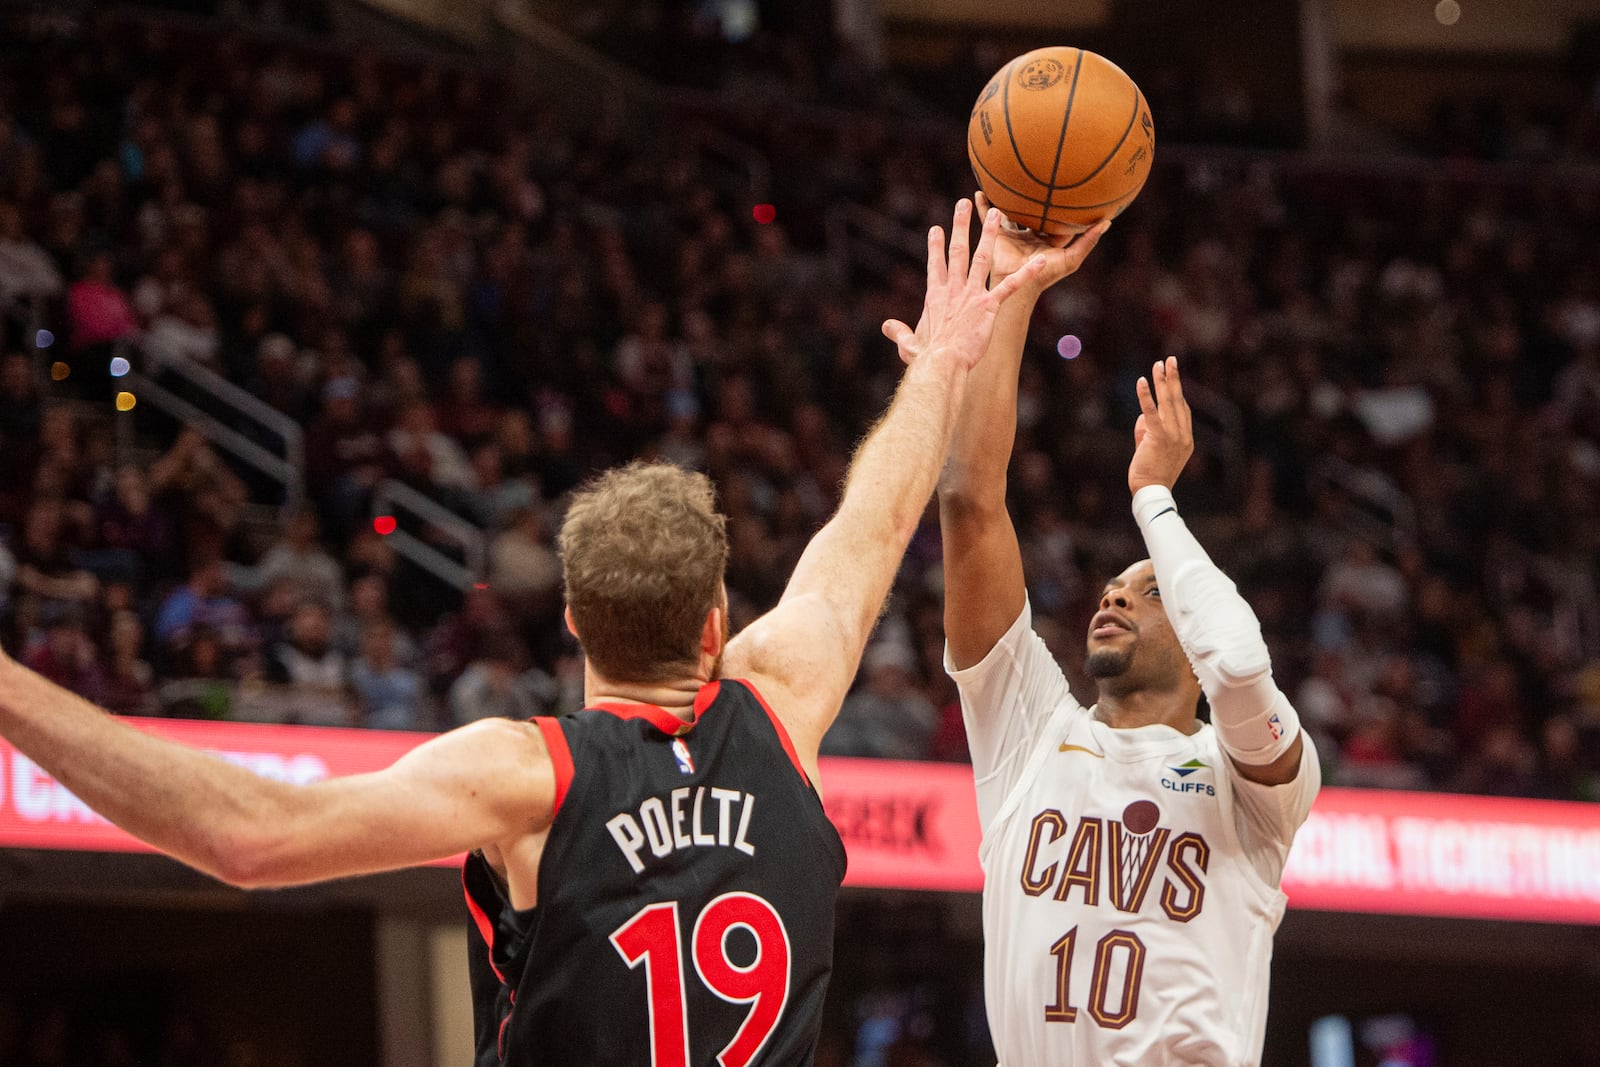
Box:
[586,666,712,722]
[1092,688,1202,734]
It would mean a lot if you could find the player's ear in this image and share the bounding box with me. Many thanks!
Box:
[563,606,579,640]
[701,603,726,659]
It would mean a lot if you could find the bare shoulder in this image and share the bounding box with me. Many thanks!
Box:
[401,716,554,781]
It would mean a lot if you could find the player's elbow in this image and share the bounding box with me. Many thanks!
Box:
[203,826,288,889]
[938,488,1009,540]
[203,796,304,889]
[1206,642,1272,689]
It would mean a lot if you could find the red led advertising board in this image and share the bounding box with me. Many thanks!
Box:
[3,720,1597,922]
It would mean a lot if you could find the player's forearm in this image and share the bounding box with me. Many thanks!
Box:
[840,346,971,544]
[1132,485,1301,767]
[939,288,1037,509]
[0,656,284,883]
[1132,485,1269,687]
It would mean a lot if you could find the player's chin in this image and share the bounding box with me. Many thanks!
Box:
[1084,646,1134,679]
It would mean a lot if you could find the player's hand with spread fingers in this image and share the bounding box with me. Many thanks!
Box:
[1128,356,1195,494]
[974,190,1108,294]
[882,198,1047,371]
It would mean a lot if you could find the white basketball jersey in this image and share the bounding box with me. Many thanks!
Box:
[949,602,1319,1067]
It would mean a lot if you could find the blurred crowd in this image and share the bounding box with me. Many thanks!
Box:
[0,11,1597,804]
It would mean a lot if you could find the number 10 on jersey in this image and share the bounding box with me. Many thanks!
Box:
[610,892,793,1067]
[1046,926,1147,1028]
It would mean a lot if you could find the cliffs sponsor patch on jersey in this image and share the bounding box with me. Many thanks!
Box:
[1162,757,1215,796]
[1018,799,1211,922]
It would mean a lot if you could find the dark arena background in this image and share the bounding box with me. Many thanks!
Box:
[2,0,1600,1064]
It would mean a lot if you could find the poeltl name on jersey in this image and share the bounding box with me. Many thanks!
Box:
[606,786,758,874]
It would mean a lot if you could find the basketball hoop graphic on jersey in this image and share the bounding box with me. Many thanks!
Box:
[1109,801,1171,913]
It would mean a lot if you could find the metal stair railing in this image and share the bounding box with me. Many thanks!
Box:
[124,339,305,513]
[371,478,487,591]
[1311,454,1418,554]
[824,201,926,277]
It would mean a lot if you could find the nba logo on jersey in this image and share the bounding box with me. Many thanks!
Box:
[671,738,695,775]
[1267,713,1283,740]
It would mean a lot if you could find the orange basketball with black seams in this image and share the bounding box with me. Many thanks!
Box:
[967,46,1154,236]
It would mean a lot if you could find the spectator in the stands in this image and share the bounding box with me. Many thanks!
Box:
[101,609,155,715]
[436,356,504,446]
[156,627,233,720]
[0,200,63,307]
[248,508,345,611]
[23,602,105,704]
[350,618,429,730]
[14,498,98,611]
[142,288,221,367]
[268,600,352,726]
[67,249,138,352]
[92,465,177,584]
[304,375,388,535]
[487,504,561,619]
[332,573,411,660]
[154,557,255,662]
[821,638,938,761]
[387,399,477,499]
[447,631,547,726]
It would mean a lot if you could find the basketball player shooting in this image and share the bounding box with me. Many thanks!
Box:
[0,200,1045,1065]
[938,194,1320,1065]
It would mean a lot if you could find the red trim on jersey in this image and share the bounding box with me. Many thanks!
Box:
[533,717,574,816]
[732,678,811,788]
[462,865,509,986]
[590,681,720,736]
[693,679,722,716]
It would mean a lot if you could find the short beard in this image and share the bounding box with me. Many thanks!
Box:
[1085,647,1133,680]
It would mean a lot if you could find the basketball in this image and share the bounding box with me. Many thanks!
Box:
[967,47,1155,235]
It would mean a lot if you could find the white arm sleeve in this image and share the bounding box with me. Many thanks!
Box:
[1132,485,1301,766]
[945,599,1086,831]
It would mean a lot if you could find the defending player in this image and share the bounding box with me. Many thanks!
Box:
[0,201,1046,1066]
[938,195,1319,1065]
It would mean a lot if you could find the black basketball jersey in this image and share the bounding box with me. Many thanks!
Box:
[463,678,846,1066]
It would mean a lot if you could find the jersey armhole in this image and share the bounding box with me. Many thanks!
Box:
[462,861,510,986]
[533,717,575,816]
[731,678,811,788]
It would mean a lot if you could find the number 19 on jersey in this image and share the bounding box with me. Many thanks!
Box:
[610,892,792,1067]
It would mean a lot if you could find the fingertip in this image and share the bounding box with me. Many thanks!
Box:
[986,207,1000,224]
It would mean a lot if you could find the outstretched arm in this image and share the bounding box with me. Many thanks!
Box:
[1128,357,1307,787]
[724,200,1045,777]
[0,657,555,887]
[940,195,1107,669]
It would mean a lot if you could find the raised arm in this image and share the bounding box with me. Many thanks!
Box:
[940,194,1107,669]
[723,200,1045,773]
[0,655,555,887]
[1128,357,1308,787]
